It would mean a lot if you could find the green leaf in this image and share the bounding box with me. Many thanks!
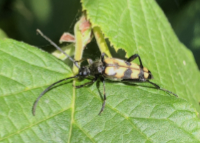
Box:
[1,1,200,143]
[0,29,7,39]
[82,0,200,113]
[0,39,73,142]
[0,39,200,143]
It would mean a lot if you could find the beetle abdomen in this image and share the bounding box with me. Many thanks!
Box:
[103,58,152,81]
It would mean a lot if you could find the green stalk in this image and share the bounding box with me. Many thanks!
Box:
[93,26,112,57]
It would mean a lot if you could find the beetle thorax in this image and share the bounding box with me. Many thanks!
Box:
[89,61,105,75]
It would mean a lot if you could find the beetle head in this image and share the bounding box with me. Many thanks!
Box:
[78,67,90,76]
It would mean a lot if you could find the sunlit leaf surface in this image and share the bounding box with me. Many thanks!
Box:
[1,0,200,142]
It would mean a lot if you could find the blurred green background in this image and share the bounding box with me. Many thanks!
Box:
[0,0,200,68]
[157,0,200,69]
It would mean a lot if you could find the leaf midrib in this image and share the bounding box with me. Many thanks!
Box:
[67,80,76,143]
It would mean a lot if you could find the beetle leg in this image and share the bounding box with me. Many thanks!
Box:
[127,54,144,68]
[101,53,108,62]
[147,80,178,97]
[75,76,98,88]
[98,77,106,115]
[101,53,105,62]
[127,54,145,81]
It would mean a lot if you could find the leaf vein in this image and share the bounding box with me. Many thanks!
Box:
[74,122,96,143]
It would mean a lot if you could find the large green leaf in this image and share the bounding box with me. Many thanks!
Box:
[0,39,200,143]
[1,0,200,143]
[0,39,200,142]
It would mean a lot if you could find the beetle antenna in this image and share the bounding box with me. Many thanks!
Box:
[159,88,178,97]
[36,29,80,69]
[147,80,178,97]
[32,75,78,116]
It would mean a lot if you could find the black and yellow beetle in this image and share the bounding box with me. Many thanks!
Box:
[32,30,178,116]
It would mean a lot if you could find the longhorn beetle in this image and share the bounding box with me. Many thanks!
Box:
[32,29,178,116]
